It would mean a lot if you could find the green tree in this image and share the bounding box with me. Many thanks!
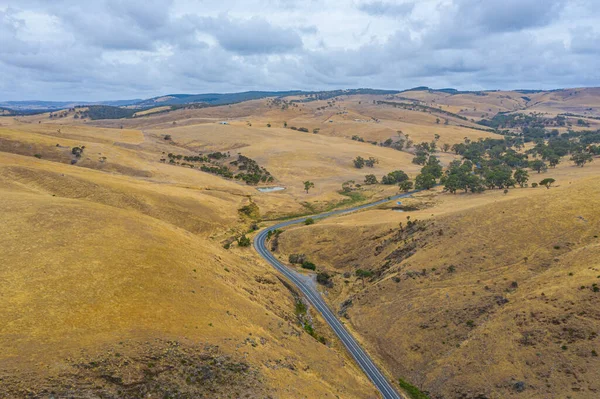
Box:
[412,153,428,165]
[71,147,83,158]
[398,180,413,192]
[529,159,548,173]
[355,269,374,287]
[364,174,378,185]
[442,174,462,194]
[304,217,315,225]
[237,235,251,247]
[539,178,556,189]
[570,151,593,167]
[548,155,561,168]
[381,170,409,185]
[303,181,315,193]
[301,261,316,270]
[316,272,333,287]
[513,168,529,187]
[441,159,481,193]
[429,140,437,152]
[415,173,436,190]
[365,157,379,167]
[421,156,443,179]
[353,156,365,168]
[484,165,515,189]
[466,174,486,193]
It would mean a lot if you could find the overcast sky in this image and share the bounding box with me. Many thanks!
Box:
[1,0,599,101]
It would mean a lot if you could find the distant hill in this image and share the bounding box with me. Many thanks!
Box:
[401,86,490,95]
[1,89,402,113]
[136,89,402,107]
[3,87,599,120]
[135,91,305,107]
[0,99,142,112]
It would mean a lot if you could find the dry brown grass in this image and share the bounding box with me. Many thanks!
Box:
[133,105,171,117]
[0,122,378,397]
[1,88,600,397]
[275,174,600,399]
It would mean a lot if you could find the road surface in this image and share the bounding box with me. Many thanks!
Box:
[254,191,419,399]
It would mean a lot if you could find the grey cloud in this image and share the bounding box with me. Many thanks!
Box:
[426,0,567,49]
[570,26,600,54]
[458,0,567,33]
[358,1,415,17]
[207,16,303,55]
[298,25,318,35]
[0,0,598,101]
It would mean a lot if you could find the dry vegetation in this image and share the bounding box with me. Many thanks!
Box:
[1,87,600,398]
[0,121,376,398]
[276,173,600,399]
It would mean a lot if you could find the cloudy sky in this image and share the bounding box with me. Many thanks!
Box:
[1,0,599,101]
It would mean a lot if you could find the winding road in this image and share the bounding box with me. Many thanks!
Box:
[254,191,419,399]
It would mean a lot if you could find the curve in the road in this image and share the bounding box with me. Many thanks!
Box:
[254,190,420,399]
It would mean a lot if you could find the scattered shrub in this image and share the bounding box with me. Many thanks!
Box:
[237,235,251,247]
[238,202,260,219]
[301,261,316,271]
[289,253,307,264]
[398,378,431,399]
[364,174,378,185]
[316,271,333,287]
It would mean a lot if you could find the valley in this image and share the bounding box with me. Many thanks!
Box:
[1,87,599,398]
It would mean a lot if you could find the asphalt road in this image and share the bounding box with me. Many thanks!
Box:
[254,190,420,399]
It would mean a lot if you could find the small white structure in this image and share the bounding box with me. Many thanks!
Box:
[257,186,286,193]
[219,121,229,125]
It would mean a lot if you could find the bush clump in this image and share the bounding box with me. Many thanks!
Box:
[301,261,316,270]
[398,378,431,399]
[238,202,260,219]
[317,272,333,287]
[289,253,307,264]
[237,235,251,247]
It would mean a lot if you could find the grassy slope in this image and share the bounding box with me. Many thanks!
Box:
[3,88,600,397]
[0,124,377,397]
[83,93,501,218]
[276,174,600,399]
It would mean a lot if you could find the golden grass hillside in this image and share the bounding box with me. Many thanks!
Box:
[399,87,600,121]
[8,112,480,220]
[3,88,600,398]
[0,132,378,397]
[275,175,600,399]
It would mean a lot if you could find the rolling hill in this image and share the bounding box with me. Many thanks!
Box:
[274,173,600,399]
[1,87,600,398]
